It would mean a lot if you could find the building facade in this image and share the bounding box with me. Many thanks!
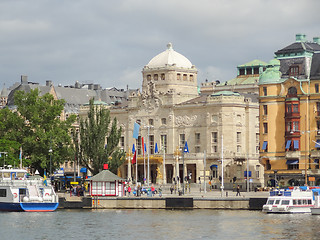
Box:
[259,34,320,187]
[111,43,263,189]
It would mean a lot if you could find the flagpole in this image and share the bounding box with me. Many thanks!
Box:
[147,126,150,187]
[135,140,138,187]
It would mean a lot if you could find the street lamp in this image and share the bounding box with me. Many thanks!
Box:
[273,170,278,188]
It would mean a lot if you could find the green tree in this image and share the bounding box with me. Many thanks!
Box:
[0,89,76,174]
[79,99,125,175]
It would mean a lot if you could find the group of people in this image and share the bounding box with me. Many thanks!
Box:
[124,184,162,197]
[70,185,85,197]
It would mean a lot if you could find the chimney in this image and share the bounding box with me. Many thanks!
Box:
[296,34,306,42]
[313,37,320,45]
[21,75,28,85]
[46,80,52,87]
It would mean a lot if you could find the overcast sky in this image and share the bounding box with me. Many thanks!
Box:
[1,0,320,91]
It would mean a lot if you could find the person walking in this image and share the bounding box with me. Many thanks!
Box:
[128,185,131,196]
[236,185,241,196]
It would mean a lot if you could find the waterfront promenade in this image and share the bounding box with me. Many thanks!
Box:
[57,184,269,210]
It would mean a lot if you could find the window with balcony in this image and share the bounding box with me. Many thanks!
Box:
[287,159,299,170]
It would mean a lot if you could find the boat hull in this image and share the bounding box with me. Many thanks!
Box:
[311,208,320,215]
[0,202,59,212]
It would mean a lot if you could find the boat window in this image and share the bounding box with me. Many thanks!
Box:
[267,200,274,205]
[16,172,25,178]
[298,200,302,205]
[275,200,280,204]
[3,172,10,178]
[281,200,290,205]
[19,188,27,195]
[308,200,312,205]
[0,189,6,197]
[303,199,307,205]
[293,200,297,205]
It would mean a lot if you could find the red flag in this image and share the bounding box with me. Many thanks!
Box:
[132,151,137,164]
[142,137,144,156]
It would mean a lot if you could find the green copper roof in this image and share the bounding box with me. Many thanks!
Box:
[211,91,240,96]
[259,59,282,84]
[238,59,268,67]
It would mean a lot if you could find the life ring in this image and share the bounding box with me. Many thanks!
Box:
[45,193,50,196]
[13,193,18,198]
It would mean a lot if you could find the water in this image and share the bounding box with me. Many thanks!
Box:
[0,209,320,240]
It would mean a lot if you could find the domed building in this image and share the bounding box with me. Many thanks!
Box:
[111,43,263,191]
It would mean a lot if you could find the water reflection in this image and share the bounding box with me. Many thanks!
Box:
[1,210,320,240]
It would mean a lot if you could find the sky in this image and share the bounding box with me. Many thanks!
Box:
[1,0,320,91]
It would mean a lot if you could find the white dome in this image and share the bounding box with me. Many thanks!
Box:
[146,43,193,69]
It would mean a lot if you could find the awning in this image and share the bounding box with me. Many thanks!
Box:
[210,164,218,169]
[80,168,87,173]
[285,140,292,149]
[262,141,268,150]
[286,160,299,165]
[293,140,299,149]
[316,140,320,148]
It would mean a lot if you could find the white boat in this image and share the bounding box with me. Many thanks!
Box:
[311,191,320,215]
[262,186,320,214]
[0,168,59,212]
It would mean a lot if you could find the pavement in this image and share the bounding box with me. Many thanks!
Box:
[57,184,270,200]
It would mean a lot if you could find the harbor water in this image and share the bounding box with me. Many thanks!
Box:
[1,209,320,240]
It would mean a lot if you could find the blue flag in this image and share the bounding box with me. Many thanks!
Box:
[132,144,135,154]
[184,141,189,153]
[155,143,158,153]
[133,122,140,139]
[144,143,147,153]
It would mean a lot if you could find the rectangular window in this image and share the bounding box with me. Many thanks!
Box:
[237,132,241,144]
[137,136,142,155]
[263,87,267,96]
[195,133,201,145]
[161,135,167,152]
[289,66,299,76]
[256,165,260,178]
[161,73,165,80]
[237,145,241,153]
[149,135,154,154]
[161,118,166,125]
[263,123,268,134]
[263,105,268,115]
[212,132,218,143]
[195,146,201,153]
[316,84,319,93]
[190,75,194,81]
[149,119,154,126]
[212,145,218,153]
[0,189,6,197]
[293,104,299,113]
[179,134,185,150]
[177,73,181,80]
[293,121,299,131]
[120,137,125,149]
